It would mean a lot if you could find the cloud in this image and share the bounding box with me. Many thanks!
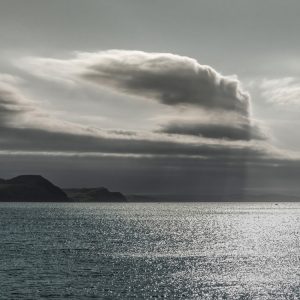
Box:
[19,50,250,116]
[17,49,269,147]
[159,120,265,141]
[259,77,300,107]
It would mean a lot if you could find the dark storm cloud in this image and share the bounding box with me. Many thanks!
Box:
[20,50,250,116]
[18,50,267,145]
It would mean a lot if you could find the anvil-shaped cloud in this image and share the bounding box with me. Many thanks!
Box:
[21,50,250,112]
[18,50,265,142]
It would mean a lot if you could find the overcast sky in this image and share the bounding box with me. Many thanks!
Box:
[1,0,300,195]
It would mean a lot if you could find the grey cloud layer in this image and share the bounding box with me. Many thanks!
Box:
[0,73,279,164]
[160,121,265,141]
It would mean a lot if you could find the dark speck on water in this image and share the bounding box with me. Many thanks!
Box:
[1,202,300,299]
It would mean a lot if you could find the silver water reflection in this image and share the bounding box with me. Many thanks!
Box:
[1,202,300,299]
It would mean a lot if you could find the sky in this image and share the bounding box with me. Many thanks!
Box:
[1,0,300,195]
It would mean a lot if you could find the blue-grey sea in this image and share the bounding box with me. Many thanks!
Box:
[1,202,300,299]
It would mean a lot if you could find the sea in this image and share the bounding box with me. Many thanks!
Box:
[1,202,300,299]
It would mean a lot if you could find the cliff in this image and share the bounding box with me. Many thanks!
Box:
[0,175,69,202]
[0,175,127,202]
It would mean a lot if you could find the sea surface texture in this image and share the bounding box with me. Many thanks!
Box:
[1,202,300,299]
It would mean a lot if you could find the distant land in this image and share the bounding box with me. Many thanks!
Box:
[0,175,127,202]
[0,175,300,202]
[127,193,300,202]
[64,188,127,202]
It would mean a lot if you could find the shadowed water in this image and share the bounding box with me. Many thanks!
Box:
[1,202,300,299]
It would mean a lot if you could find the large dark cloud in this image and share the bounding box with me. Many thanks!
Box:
[21,50,250,116]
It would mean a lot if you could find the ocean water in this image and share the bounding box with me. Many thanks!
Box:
[1,202,300,299]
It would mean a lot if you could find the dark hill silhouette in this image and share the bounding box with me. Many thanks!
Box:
[0,175,127,202]
[0,175,69,202]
